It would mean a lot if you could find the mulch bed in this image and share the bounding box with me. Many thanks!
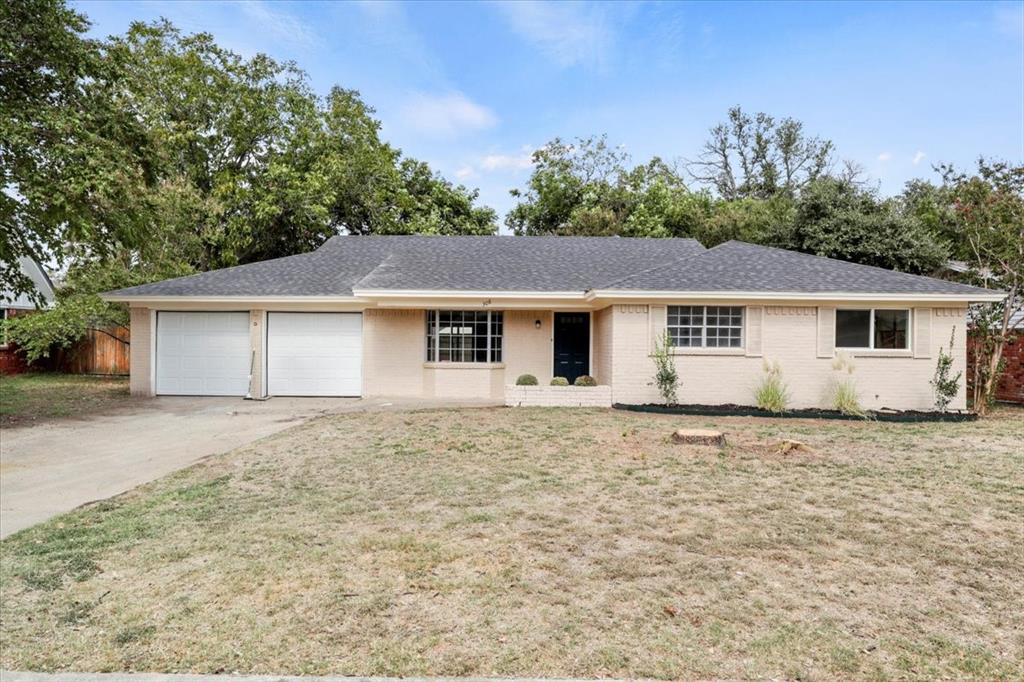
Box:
[613,402,978,422]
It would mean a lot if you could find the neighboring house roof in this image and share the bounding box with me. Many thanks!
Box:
[103,235,1001,301]
[1,257,56,309]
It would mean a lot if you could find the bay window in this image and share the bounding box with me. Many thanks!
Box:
[667,306,743,348]
[835,308,910,350]
[426,310,503,363]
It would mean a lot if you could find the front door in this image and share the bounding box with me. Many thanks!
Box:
[553,312,590,384]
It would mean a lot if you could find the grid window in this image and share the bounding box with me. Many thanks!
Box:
[667,306,743,348]
[425,310,503,363]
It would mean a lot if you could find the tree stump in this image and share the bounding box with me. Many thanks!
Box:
[671,429,726,446]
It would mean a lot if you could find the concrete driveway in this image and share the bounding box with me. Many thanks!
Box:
[0,396,357,538]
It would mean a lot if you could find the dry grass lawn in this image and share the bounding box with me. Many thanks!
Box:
[1,406,1022,680]
[0,373,131,428]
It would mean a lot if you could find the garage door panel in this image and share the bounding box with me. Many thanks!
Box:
[267,313,362,396]
[156,312,250,396]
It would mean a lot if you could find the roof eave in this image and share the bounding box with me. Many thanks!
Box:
[100,294,367,304]
[586,289,1005,303]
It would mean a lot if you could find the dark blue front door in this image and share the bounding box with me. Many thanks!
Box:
[553,312,590,384]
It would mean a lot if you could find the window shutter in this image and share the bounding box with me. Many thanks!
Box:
[650,305,667,353]
[745,306,763,357]
[817,306,835,358]
[913,308,932,358]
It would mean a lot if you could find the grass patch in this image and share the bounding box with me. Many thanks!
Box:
[0,373,131,427]
[1,406,1021,679]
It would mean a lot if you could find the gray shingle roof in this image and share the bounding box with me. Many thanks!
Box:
[601,241,996,296]
[104,235,705,297]
[104,235,998,299]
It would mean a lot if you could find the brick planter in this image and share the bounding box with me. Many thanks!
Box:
[505,384,613,407]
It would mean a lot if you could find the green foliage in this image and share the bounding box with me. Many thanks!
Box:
[938,159,1023,414]
[550,376,569,386]
[753,360,789,413]
[506,136,708,237]
[1,0,156,301]
[931,328,962,412]
[650,331,679,405]
[829,353,867,418]
[779,177,948,274]
[516,374,538,386]
[574,375,597,387]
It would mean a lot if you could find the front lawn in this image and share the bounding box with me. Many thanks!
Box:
[1,407,1021,679]
[0,373,131,428]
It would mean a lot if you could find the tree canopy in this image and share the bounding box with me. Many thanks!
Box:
[1,5,497,305]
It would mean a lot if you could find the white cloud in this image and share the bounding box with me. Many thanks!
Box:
[480,153,534,171]
[877,152,893,162]
[493,1,615,68]
[239,1,320,49]
[399,92,498,136]
[455,166,476,180]
[912,151,927,165]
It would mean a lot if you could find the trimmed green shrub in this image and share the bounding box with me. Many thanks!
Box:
[574,375,597,387]
[550,376,569,386]
[515,374,538,386]
[753,360,789,413]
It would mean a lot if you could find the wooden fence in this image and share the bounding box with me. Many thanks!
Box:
[51,326,131,375]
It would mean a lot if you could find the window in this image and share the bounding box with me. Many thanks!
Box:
[426,310,503,363]
[835,309,910,350]
[667,306,743,348]
[0,309,7,349]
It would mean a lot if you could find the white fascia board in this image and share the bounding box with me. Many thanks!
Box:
[586,289,1006,303]
[351,289,587,300]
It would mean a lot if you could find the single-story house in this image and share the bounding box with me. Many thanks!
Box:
[102,236,1001,411]
[1,257,56,375]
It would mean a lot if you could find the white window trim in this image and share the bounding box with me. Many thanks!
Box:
[426,309,503,364]
[836,307,912,351]
[666,305,744,350]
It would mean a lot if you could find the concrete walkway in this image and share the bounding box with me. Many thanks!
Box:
[0,671,598,675]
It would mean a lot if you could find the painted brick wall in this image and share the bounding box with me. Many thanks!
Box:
[504,310,553,385]
[592,306,613,386]
[608,303,968,411]
[362,309,425,397]
[128,307,153,396]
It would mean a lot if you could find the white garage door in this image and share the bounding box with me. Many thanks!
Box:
[156,312,251,396]
[267,313,362,396]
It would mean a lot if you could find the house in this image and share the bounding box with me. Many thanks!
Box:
[101,236,1001,410]
[1,257,56,374]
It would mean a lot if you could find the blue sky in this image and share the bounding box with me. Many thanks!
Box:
[75,1,1023,227]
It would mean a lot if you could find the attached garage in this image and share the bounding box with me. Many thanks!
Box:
[266,312,362,396]
[156,312,251,396]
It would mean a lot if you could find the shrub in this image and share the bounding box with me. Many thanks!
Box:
[650,330,679,405]
[754,360,789,413]
[515,374,538,386]
[574,375,597,387]
[550,376,569,386]
[829,353,866,417]
[931,327,962,411]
